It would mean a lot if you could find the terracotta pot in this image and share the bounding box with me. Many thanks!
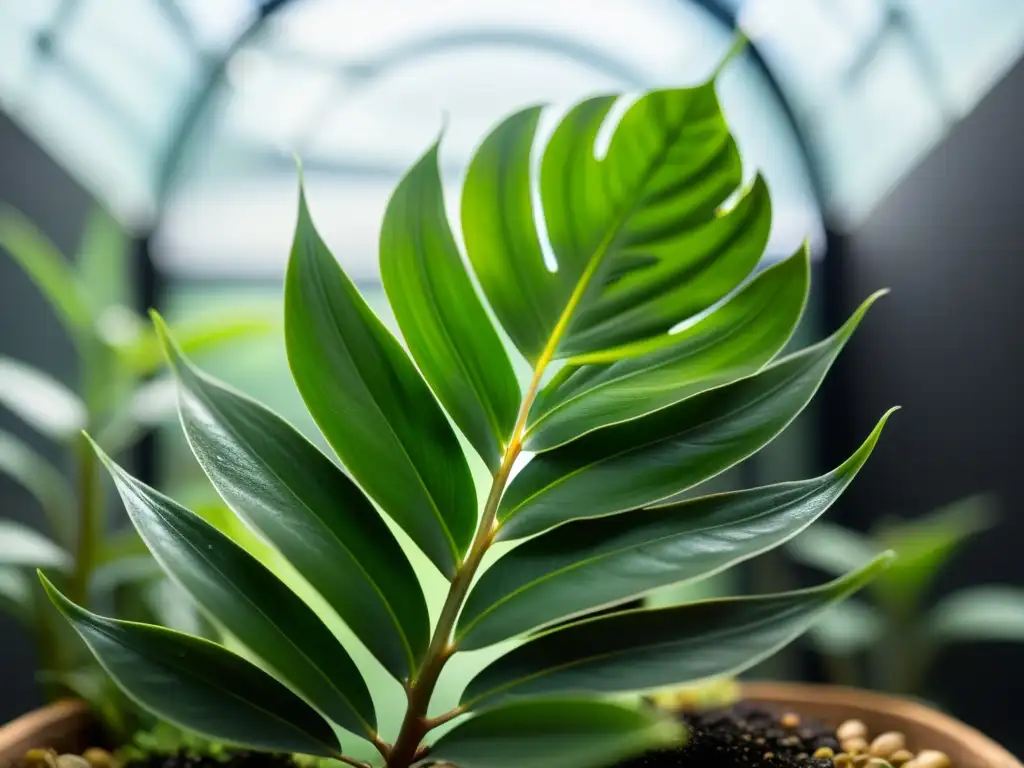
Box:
[0,685,1018,767]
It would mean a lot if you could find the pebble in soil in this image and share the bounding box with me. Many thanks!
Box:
[616,703,842,768]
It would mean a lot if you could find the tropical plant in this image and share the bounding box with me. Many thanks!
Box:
[0,203,275,733]
[41,71,897,768]
[787,494,1024,696]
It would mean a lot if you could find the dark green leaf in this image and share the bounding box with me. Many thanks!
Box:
[0,520,70,570]
[91,439,376,735]
[0,357,86,441]
[526,246,809,451]
[928,586,1024,644]
[0,429,75,544]
[458,410,894,649]
[429,697,685,768]
[285,177,476,577]
[498,292,884,540]
[461,553,894,706]
[41,575,342,757]
[153,314,429,681]
[380,142,520,471]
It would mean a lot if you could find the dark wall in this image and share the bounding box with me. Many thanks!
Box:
[0,111,92,723]
[828,57,1024,749]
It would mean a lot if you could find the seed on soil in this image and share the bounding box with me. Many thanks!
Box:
[842,737,870,755]
[890,750,914,766]
[837,719,869,742]
[906,750,951,768]
[870,732,907,758]
[867,760,894,768]
[834,755,854,768]
[853,755,871,767]
[23,749,58,768]
[814,747,836,759]
[55,756,90,768]
[81,749,115,768]
[781,712,802,729]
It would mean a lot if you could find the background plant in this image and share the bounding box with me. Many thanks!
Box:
[0,203,275,734]
[787,494,1024,696]
[43,67,896,768]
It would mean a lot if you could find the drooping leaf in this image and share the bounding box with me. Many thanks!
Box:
[91,439,377,735]
[458,410,894,649]
[0,356,86,441]
[0,520,71,570]
[498,293,883,540]
[429,697,685,768]
[928,586,1024,644]
[285,178,476,577]
[153,314,429,680]
[41,575,342,757]
[0,206,95,341]
[526,246,809,451]
[461,553,894,706]
[380,142,520,471]
[0,429,75,543]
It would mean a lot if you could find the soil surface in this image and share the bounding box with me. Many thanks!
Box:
[616,703,841,768]
[122,752,297,768]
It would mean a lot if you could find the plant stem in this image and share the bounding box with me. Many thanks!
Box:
[69,432,101,606]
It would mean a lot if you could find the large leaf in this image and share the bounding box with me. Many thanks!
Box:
[0,429,75,543]
[380,142,520,471]
[498,292,883,540]
[0,520,71,570]
[461,84,763,363]
[91,440,377,736]
[153,315,429,681]
[526,246,809,451]
[0,356,86,441]
[41,576,342,757]
[458,410,894,649]
[928,586,1024,644]
[285,178,476,577]
[0,206,94,341]
[429,698,685,768]
[461,553,894,706]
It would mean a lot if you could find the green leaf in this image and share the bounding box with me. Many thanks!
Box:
[40,575,343,757]
[805,600,883,656]
[0,429,75,543]
[380,142,520,471]
[429,697,685,768]
[462,84,760,362]
[458,410,894,649]
[461,553,894,706]
[0,566,33,623]
[284,177,476,577]
[785,523,880,577]
[498,292,883,541]
[153,314,429,681]
[0,356,86,441]
[75,204,129,311]
[91,439,377,735]
[0,520,71,570]
[928,586,1024,644]
[0,205,95,341]
[526,245,810,451]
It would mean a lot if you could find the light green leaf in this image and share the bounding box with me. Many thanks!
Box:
[91,438,377,735]
[461,553,894,706]
[928,586,1024,644]
[0,520,71,570]
[41,575,343,757]
[806,600,883,655]
[380,142,520,471]
[153,313,429,681]
[458,410,894,649]
[284,177,476,577]
[0,205,95,340]
[785,523,880,577]
[0,566,33,622]
[429,698,685,768]
[526,245,809,451]
[75,205,129,311]
[0,356,86,441]
[498,293,883,541]
[0,429,75,543]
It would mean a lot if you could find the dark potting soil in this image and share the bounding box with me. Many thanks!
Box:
[121,752,298,768]
[616,703,841,768]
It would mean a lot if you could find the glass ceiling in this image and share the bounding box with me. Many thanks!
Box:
[1,0,1022,280]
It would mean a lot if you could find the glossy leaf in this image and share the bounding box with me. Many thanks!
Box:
[429,697,685,768]
[526,246,809,451]
[153,315,428,680]
[461,553,894,706]
[928,586,1024,644]
[499,292,883,540]
[0,429,75,543]
[91,439,376,735]
[458,410,894,649]
[0,520,71,570]
[0,356,86,441]
[41,576,342,757]
[380,142,520,471]
[285,178,476,577]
